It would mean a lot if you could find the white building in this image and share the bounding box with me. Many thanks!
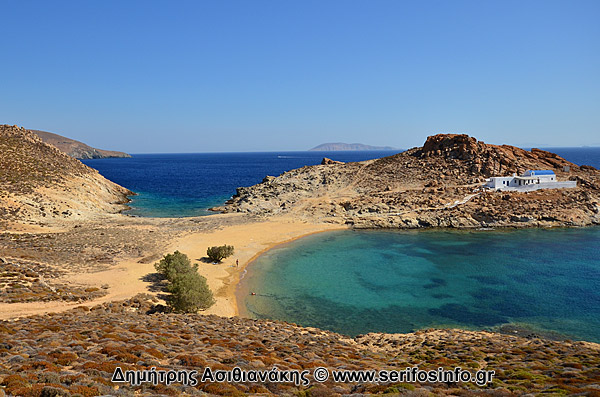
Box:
[485,170,576,191]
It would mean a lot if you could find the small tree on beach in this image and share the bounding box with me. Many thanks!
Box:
[206,245,234,263]
[155,251,195,282]
[167,271,215,313]
[154,251,215,312]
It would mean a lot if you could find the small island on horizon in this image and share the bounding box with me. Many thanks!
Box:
[310,142,397,151]
[3,1,599,394]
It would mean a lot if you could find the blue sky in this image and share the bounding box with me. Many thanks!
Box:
[1,0,598,152]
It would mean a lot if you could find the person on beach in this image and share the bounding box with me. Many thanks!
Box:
[236,259,239,267]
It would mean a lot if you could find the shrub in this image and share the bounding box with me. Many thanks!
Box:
[167,271,215,313]
[206,245,234,263]
[154,251,196,282]
[154,251,215,313]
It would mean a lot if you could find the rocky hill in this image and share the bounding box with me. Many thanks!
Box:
[31,129,131,159]
[0,294,598,396]
[310,142,397,151]
[0,125,133,228]
[219,134,600,228]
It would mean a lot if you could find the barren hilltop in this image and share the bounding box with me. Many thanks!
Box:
[31,129,131,159]
[0,125,132,229]
[220,134,600,228]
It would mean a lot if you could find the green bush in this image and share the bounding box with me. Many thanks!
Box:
[154,251,215,313]
[206,245,234,263]
[155,251,195,282]
[167,271,215,313]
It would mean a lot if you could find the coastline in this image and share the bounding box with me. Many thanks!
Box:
[0,214,346,320]
[168,216,348,318]
[226,225,600,343]
[2,213,598,323]
[233,226,349,318]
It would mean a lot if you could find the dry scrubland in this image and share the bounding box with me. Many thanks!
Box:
[0,125,132,229]
[1,295,599,396]
[1,125,600,396]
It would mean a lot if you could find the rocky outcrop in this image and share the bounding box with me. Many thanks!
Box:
[416,133,578,176]
[31,129,131,159]
[321,157,344,165]
[221,134,600,228]
[0,125,133,227]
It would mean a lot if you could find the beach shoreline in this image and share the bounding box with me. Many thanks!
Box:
[233,226,348,318]
[0,214,346,320]
[170,217,348,318]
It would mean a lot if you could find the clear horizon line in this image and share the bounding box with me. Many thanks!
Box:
[88,145,600,157]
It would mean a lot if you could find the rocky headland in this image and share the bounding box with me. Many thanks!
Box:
[219,134,600,229]
[31,129,131,159]
[0,125,133,230]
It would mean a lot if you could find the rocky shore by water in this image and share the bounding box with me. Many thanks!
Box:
[218,134,600,229]
[0,125,133,230]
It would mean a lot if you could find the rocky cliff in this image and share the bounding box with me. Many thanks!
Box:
[31,129,131,159]
[0,125,133,228]
[219,134,600,228]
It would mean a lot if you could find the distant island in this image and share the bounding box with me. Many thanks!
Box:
[310,142,397,151]
[31,129,131,159]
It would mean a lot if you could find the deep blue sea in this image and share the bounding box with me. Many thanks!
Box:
[83,147,600,341]
[82,150,400,217]
[82,148,600,217]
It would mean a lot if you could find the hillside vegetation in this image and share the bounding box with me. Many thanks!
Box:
[0,294,599,396]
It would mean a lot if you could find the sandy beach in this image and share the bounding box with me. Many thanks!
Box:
[170,216,347,317]
[0,214,346,320]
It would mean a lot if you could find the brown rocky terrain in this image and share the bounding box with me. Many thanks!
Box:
[31,129,131,159]
[218,134,600,229]
[0,294,598,396]
[0,125,133,229]
[0,257,107,304]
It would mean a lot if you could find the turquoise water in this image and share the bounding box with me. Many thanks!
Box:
[242,228,600,341]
